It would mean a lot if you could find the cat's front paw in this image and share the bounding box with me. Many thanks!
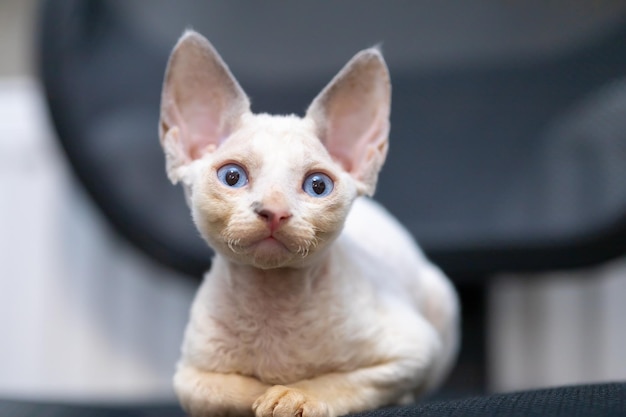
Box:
[253,385,330,417]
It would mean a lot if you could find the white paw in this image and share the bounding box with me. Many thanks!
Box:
[253,385,330,417]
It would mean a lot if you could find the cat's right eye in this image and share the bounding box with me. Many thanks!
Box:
[217,163,248,188]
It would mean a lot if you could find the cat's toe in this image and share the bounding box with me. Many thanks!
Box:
[253,385,330,417]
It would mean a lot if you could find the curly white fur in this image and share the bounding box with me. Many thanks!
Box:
[159,30,460,417]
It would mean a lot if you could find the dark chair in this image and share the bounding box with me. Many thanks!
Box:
[2,383,626,416]
[30,0,626,415]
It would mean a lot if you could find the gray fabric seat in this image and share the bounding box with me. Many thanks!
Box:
[2,382,626,416]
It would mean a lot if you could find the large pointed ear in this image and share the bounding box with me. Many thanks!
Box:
[159,30,250,184]
[306,48,391,196]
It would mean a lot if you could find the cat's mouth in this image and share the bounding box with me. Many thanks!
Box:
[228,233,301,269]
[255,235,289,250]
[224,229,315,259]
[224,231,289,253]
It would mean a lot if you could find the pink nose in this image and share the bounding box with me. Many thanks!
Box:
[255,206,292,231]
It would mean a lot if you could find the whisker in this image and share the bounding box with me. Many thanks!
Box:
[223,229,243,253]
[227,239,237,253]
[297,245,310,258]
[294,231,321,258]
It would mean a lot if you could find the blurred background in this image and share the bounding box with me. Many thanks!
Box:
[1,0,626,406]
[0,0,195,403]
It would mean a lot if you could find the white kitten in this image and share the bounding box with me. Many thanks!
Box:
[159,30,460,417]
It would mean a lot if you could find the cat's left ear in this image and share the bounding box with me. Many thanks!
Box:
[306,48,390,196]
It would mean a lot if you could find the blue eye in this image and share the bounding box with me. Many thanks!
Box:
[303,173,334,197]
[217,163,248,188]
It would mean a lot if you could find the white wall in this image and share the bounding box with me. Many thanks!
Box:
[489,263,626,392]
[0,0,37,77]
[0,3,196,402]
[0,78,196,402]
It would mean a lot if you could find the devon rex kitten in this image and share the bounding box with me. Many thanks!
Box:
[159,30,460,417]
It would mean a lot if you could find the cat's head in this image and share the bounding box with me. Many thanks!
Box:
[159,30,390,269]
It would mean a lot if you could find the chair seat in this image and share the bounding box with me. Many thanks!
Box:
[2,382,625,416]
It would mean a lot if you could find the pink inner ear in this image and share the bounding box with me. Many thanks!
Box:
[324,91,388,178]
[161,96,221,163]
[306,49,390,190]
[183,104,225,160]
[160,31,250,166]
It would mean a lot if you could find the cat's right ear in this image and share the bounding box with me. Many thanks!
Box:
[159,30,250,184]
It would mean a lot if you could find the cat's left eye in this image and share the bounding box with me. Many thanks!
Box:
[303,173,334,197]
[217,163,248,188]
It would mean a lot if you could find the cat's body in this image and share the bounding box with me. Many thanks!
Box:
[160,31,459,417]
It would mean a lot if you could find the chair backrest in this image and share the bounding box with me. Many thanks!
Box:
[39,0,626,279]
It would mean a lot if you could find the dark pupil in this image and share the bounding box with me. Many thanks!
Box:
[312,177,326,195]
[225,169,240,186]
